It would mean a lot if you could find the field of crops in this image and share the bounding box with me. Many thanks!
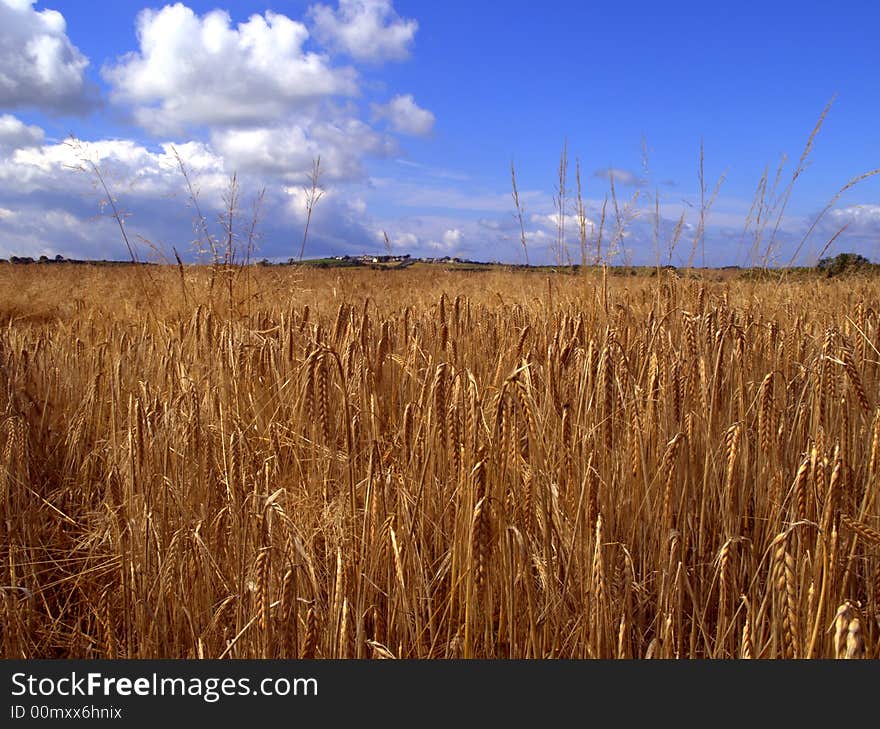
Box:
[1,264,877,658]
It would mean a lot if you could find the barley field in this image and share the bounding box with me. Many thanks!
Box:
[1,263,878,659]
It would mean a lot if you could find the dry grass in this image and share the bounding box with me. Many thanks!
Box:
[1,263,878,658]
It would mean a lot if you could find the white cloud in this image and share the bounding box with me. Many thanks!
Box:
[276,182,393,259]
[531,211,597,233]
[212,116,395,183]
[825,205,880,235]
[0,0,93,112]
[371,215,526,261]
[593,167,644,187]
[0,3,437,263]
[1,137,227,202]
[103,4,358,133]
[309,0,417,62]
[0,114,44,150]
[376,229,417,250]
[0,202,138,260]
[442,228,462,248]
[0,130,390,262]
[0,135,239,262]
[372,94,434,136]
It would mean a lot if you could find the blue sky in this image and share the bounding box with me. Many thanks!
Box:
[0,0,878,266]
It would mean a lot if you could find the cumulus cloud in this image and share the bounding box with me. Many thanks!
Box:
[440,228,462,248]
[372,94,434,136]
[0,129,392,262]
[309,0,417,62]
[0,114,44,150]
[1,136,226,203]
[376,229,417,251]
[364,213,526,262]
[0,134,236,260]
[0,204,123,260]
[103,4,358,133]
[592,167,645,187]
[212,116,395,183]
[0,0,94,113]
[825,205,880,236]
[531,211,597,234]
[0,3,439,262]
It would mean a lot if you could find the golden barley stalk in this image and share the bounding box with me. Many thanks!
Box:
[99,586,116,659]
[717,540,732,628]
[740,598,753,659]
[724,422,741,491]
[255,549,270,634]
[471,452,490,590]
[317,355,330,444]
[773,540,799,658]
[841,344,870,413]
[660,433,684,532]
[302,607,318,659]
[279,568,297,658]
[758,372,774,454]
[869,410,880,477]
[833,602,854,659]
[793,456,810,521]
[472,496,490,591]
[840,513,880,545]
